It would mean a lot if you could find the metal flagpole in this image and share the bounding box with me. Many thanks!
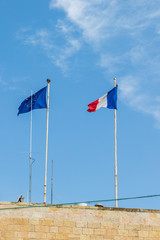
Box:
[114,78,118,208]
[29,90,33,203]
[44,79,51,204]
[51,160,53,204]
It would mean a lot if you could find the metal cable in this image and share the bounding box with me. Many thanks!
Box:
[0,194,160,210]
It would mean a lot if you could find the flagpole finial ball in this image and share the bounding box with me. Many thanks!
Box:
[47,79,51,84]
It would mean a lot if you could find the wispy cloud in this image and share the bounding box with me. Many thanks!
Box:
[16,1,160,126]
[52,38,81,72]
[49,0,160,126]
[16,28,53,51]
[119,76,160,127]
[50,0,119,43]
[0,75,19,91]
[16,27,81,72]
[50,0,160,42]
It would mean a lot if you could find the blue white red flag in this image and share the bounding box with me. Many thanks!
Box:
[87,86,118,112]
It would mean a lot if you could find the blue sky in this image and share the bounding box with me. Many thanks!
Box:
[1,0,160,209]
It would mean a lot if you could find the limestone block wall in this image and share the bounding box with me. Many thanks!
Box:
[0,202,160,240]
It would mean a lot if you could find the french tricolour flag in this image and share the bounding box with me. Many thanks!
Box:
[87,86,118,112]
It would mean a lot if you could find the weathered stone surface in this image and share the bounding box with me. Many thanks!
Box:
[0,202,160,239]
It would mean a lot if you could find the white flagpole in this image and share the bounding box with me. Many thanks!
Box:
[51,160,53,204]
[29,90,32,203]
[44,79,51,204]
[114,78,118,208]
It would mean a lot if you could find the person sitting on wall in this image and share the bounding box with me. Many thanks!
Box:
[17,195,24,203]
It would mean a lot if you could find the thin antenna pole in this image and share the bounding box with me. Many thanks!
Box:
[51,160,53,204]
[114,78,118,208]
[44,79,51,204]
[29,90,33,203]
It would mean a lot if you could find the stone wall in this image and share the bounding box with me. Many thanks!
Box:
[0,202,160,239]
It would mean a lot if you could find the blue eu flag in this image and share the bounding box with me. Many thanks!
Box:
[18,86,47,115]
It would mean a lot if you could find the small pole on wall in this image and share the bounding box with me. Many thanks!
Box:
[51,160,53,204]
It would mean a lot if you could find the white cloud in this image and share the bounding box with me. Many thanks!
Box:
[119,76,160,127]
[48,0,160,127]
[17,28,53,51]
[0,76,19,91]
[16,27,81,72]
[119,76,147,109]
[56,20,74,35]
[52,38,81,72]
[148,9,160,19]
[99,54,121,74]
[17,1,160,126]
[50,0,160,43]
[50,0,119,43]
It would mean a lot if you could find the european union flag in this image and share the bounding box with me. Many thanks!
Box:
[18,86,47,115]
